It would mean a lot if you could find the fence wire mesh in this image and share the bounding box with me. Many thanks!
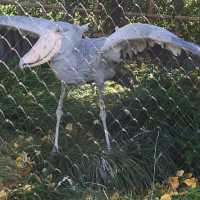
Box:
[0,0,200,198]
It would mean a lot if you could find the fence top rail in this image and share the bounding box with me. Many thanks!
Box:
[0,0,200,22]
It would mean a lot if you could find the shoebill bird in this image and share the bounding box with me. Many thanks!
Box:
[0,15,200,152]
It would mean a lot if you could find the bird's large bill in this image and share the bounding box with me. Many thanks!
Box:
[19,31,62,68]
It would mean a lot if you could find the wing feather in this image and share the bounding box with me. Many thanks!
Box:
[0,15,77,36]
[0,15,77,63]
[101,23,200,67]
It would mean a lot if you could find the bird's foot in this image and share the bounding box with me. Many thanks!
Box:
[104,137,112,153]
[99,157,110,182]
[106,144,112,152]
[50,145,60,156]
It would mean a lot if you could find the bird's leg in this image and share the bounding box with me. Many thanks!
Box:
[52,81,66,153]
[97,82,111,151]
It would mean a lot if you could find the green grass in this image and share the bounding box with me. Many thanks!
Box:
[0,61,200,199]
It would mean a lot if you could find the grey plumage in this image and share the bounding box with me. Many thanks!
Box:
[0,15,200,152]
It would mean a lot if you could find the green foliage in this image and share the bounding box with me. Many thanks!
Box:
[108,65,200,172]
[0,1,200,199]
[0,5,17,15]
[173,188,200,200]
[1,62,200,194]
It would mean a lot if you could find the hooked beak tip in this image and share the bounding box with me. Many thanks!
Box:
[19,59,24,68]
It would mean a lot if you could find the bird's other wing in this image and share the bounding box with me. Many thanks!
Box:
[101,23,200,69]
[0,15,76,66]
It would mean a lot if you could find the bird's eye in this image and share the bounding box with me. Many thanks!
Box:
[55,27,62,32]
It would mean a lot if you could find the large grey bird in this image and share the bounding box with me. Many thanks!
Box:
[0,15,200,152]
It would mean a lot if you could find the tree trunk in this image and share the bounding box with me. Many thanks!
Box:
[147,0,155,14]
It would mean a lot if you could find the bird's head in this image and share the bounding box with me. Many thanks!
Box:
[19,23,89,68]
[57,24,89,48]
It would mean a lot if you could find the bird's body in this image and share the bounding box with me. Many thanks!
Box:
[49,35,119,87]
[0,15,200,152]
[51,37,113,85]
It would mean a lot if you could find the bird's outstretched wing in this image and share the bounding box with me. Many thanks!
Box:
[0,15,76,66]
[101,23,200,69]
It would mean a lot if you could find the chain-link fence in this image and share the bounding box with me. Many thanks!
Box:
[0,1,200,199]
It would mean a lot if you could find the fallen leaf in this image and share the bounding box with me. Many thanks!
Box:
[15,156,24,168]
[65,123,73,131]
[176,170,184,177]
[14,142,21,149]
[16,153,32,169]
[184,173,193,178]
[22,184,32,192]
[183,178,197,188]
[168,177,179,190]
[0,190,7,200]
[84,193,92,200]
[160,193,171,200]
[16,154,32,177]
[111,192,120,200]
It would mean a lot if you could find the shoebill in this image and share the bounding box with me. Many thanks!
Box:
[0,15,200,152]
